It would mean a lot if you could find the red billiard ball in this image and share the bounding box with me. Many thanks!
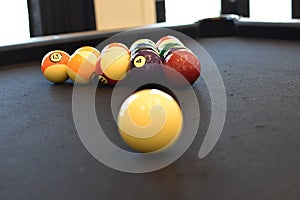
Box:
[162,46,192,59]
[163,49,201,86]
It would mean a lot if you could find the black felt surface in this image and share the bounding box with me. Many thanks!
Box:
[0,37,300,200]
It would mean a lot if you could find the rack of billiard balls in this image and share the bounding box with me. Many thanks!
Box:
[41,36,201,153]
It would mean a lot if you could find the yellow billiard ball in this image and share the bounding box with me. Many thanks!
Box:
[96,44,130,86]
[118,89,183,153]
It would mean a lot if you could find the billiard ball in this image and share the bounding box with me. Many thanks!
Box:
[131,49,162,68]
[163,49,201,86]
[101,43,129,54]
[132,38,156,45]
[130,39,156,50]
[130,39,159,54]
[41,50,70,83]
[67,50,99,84]
[102,46,129,56]
[158,42,185,57]
[156,36,184,48]
[117,89,183,153]
[156,35,177,45]
[129,49,163,80]
[130,42,159,55]
[74,46,101,58]
[130,43,159,55]
[95,47,131,86]
[162,46,192,59]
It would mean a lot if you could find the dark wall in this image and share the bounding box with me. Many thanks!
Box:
[27,0,299,37]
[156,0,166,23]
[293,0,300,18]
[221,0,249,17]
[27,0,96,37]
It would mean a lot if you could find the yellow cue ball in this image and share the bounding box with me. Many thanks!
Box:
[41,50,70,83]
[118,89,183,153]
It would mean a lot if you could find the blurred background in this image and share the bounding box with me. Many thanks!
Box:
[1,0,300,45]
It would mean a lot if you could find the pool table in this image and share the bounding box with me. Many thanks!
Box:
[1,19,300,200]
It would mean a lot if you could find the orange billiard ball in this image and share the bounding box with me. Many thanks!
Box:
[41,50,70,83]
[67,48,99,84]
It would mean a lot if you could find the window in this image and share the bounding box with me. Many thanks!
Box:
[164,0,221,24]
[164,0,295,23]
[249,0,292,21]
[0,0,30,45]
